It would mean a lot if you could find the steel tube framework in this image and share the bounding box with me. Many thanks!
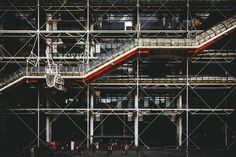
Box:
[0,0,236,156]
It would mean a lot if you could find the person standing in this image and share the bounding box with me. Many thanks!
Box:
[135,146,140,156]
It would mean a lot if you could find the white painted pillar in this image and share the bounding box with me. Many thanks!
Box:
[37,87,40,148]
[86,86,90,148]
[134,93,139,147]
[177,94,183,147]
[46,14,51,31]
[46,117,52,143]
[134,59,139,147]
[186,58,189,157]
[136,0,140,38]
[90,94,94,145]
[46,96,52,143]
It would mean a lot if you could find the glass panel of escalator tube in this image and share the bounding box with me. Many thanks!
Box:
[85,40,133,73]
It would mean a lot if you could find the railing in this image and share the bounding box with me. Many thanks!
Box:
[97,75,236,83]
[138,38,197,47]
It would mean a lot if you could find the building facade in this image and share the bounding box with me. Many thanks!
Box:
[0,0,236,154]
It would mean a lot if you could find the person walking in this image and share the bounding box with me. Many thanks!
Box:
[124,144,128,154]
[107,144,113,155]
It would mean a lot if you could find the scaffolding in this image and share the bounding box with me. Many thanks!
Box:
[0,0,236,156]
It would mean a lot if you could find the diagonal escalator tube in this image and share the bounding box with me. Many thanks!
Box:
[0,15,236,91]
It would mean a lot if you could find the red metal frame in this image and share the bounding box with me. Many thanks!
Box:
[187,35,224,56]
[76,50,150,84]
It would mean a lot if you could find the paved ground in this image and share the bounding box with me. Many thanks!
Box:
[48,150,236,157]
[1,149,236,157]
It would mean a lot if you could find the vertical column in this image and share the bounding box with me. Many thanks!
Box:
[37,0,40,71]
[136,0,140,39]
[37,87,40,148]
[186,0,190,38]
[177,95,183,148]
[46,117,52,143]
[52,19,58,57]
[86,0,90,63]
[101,116,104,136]
[186,58,189,157]
[134,94,139,147]
[123,115,126,136]
[46,13,58,57]
[224,97,228,149]
[225,123,228,148]
[134,59,139,147]
[90,94,94,145]
[86,86,90,148]
[46,14,51,31]
[46,96,52,143]
[46,14,52,58]
[0,19,2,30]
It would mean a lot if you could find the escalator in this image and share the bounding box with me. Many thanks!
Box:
[0,15,236,92]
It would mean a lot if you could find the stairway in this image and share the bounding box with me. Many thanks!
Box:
[0,15,236,92]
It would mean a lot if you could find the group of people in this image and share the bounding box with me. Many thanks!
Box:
[124,145,141,156]
[32,140,142,156]
[106,143,140,156]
